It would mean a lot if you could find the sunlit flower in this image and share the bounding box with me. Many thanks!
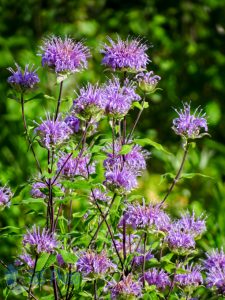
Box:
[7,63,39,92]
[204,249,225,270]
[101,35,149,71]
[174,264,203,288]
[73,83,105,119]
[35,115,72,149]
[176,212,206,238]
[142,268,170,290]
[76,251,115,277]
[64,115,80,133]
[119,203,171,232]
[23,226,57,254]
[172,103,208,139]
[104,165,138,194]
[57,152,95,179]
[0,186,13,208]
[103,77,141,118]
[136,71,161,92]
[39,36,90,74]
[15,253,35,268]
[107,275,142,299]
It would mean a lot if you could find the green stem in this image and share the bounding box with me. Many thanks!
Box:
[54,81,63,121]
[28,255,38,299]
[160,142,189,207]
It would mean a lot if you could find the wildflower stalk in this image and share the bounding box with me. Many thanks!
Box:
[54,81,64,121]
[51,265,59,300]
[122,216,127,273]
[127,96,145,142]
[165,260,179,300]
[142,231,147,288]
[65,264,72,300]
[160,141,190,207]
[28,254,38,299]
[91,189,123,269]
[88,193,117,247]
[20,93,42,174]
[52,120,89,186]
[94,279,97,300]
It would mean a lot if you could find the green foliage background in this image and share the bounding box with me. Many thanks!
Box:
[0,0,225,295]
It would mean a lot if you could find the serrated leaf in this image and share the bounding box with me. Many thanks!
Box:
[119,144,134,155]
[44,254,56,268]
[79,291,93,298]
[71,272,82,290]
[134,138,171,155]
[180,173,213,180]
[36,253,50,272]
[160,253,174,263]
[25,93,44,102]
[72,211,87,218]
[132,101,143,110]
[59,249,78,263]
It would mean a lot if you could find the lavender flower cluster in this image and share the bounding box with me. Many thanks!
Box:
[4,34,219,300]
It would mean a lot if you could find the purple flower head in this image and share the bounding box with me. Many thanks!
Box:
[107,275,142,299]
[176,212,206,238]
[133,250,154,266]
[104,165,138,194]
[76,251,115,278]
[30,182,48,199]
[175,264,203,289]
[119,203,171,232]
[64,116,80,133]
[136,71,161,92]
[7,63,39,92]
[39,36,91,74]
[101,35,149,72]
[142,268,170,290]
[89,188,111,202]
[35,115,72,149]
[23,226,57,254]
[103,142,149,177]
[0,186,13,208]
[204,249,225,270]
[103,77,141,118]
[166,227,195,254]
[15,253,35,269]
[57,152,95,179]
[172,103,208,139]
[72,83,105,120]
[205,266,225,295]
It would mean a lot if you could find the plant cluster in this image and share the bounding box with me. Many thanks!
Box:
[1,35,223,299]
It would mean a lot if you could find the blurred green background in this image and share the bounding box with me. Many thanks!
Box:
[0,0,225,284]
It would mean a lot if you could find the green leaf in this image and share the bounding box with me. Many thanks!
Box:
[161,253,174,263]
[134,138,171,155]
[79,291,93,298]
[44,254,56,268]
[119,144,134,155]
[180,173,214,180]
[59,249,78,263]
[71,272,82,290]
[36,253,50,272]
[132,101,142,110]
[72,211,87,218]
[25,93,44,102]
